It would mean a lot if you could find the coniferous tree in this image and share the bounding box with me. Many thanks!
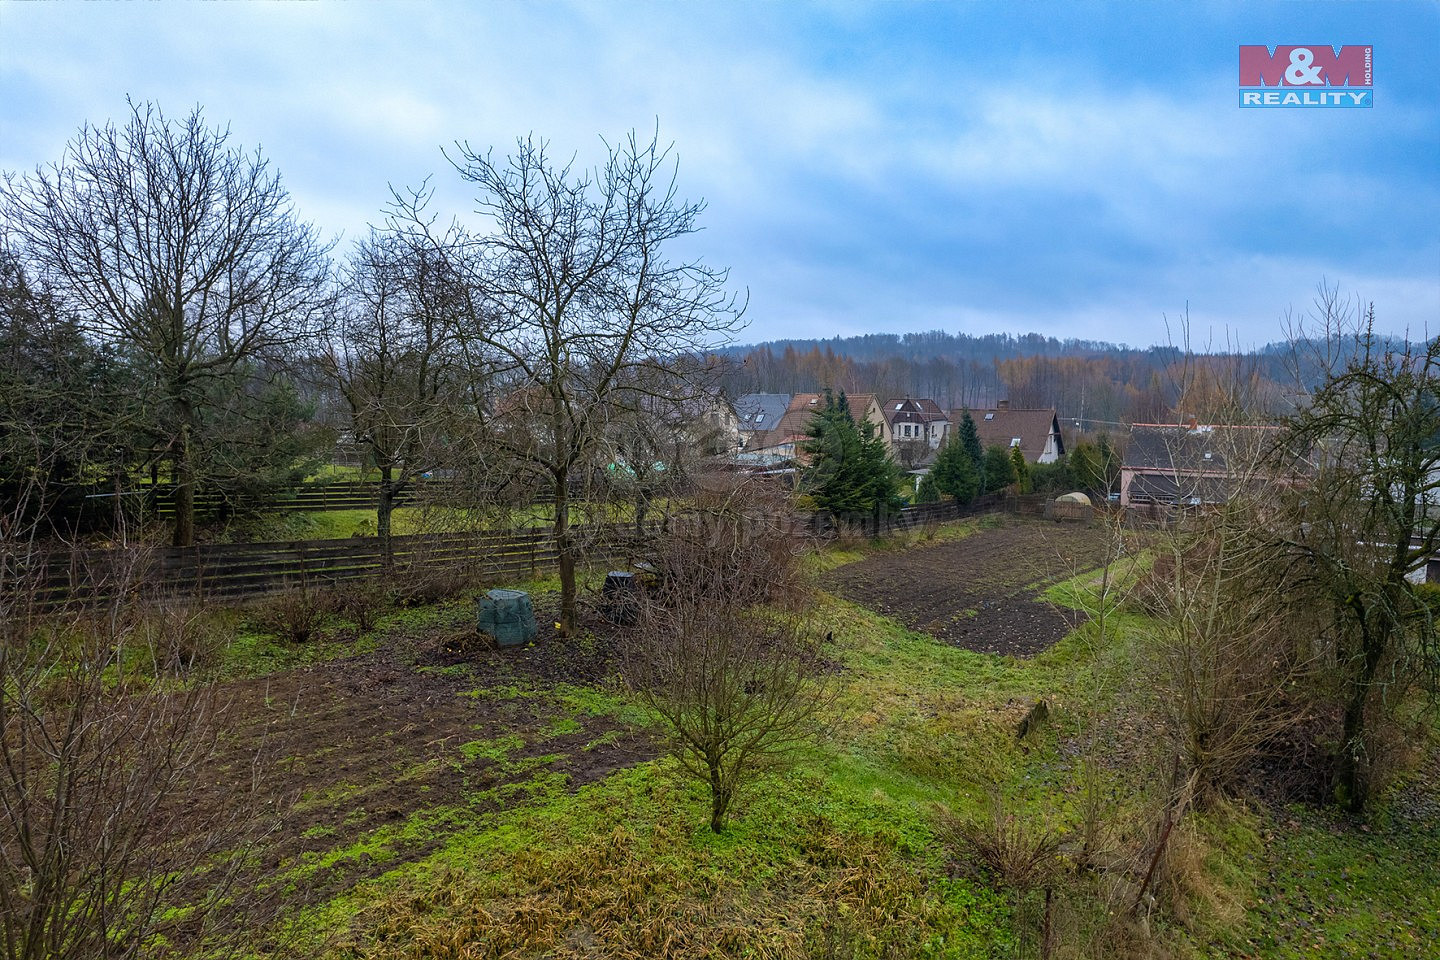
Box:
[856,410,903,519]
[955,408,984,486]
[1010,444,1032,493]
[982,444,1017,493]
[803,389,866,514]
[914,472,940,504]
[930,435,979,504]
[803,389,900,518]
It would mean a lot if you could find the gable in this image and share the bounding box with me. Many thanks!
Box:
[952,407,1060,462]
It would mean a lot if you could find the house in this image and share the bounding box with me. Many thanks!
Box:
[733,393,791,451]
[882,397,950,469]
[883,398,950,450]
[690,394,741,457]
[953,402,1065,464]
[1119,421,1279,507]
[750,391,886,460]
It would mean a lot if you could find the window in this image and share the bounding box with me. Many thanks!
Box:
[808,398,817,405]
[984,413,995,421]
[754,412,765,424]
[1010,438,1022,447]
[895,403,904,411]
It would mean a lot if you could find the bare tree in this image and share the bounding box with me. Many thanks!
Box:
[0,440,266,959]
[1,100,331,546]
[1146,493,1323,806]
[321,189,469,562]
[622,486,830,832]
[423,130,744,633]
[1273,296,1439,811]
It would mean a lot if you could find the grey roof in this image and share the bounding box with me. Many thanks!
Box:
[883,397,949,426]
[1123,423,1282,504]
[1123,424,1276,475]
[735,393,791,433]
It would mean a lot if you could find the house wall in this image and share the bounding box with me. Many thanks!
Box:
[1039,431,1060,464]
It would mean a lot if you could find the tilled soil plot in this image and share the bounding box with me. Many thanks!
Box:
[174,602,652,950]
[822,519,1109,656]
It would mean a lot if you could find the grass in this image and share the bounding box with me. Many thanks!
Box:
[216,500,651,542]
[1234,808,1440,957]
[183,517,1440,959]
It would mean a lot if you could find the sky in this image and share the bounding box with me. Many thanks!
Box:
[1,1,1437,349]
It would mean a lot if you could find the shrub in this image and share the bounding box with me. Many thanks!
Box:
[330,578,390,632]
[623,483,831,832]
[254,582,333,643]
[388,564,471,607]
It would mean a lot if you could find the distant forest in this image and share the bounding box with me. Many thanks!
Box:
[715,330,1336,427]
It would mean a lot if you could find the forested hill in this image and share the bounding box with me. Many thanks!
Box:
[716,330,1310,425]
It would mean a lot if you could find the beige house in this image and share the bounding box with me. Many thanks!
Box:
[751,392,886,459]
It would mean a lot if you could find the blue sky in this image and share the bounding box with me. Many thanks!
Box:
[2,1,1436,348]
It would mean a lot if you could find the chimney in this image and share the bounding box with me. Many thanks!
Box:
[997,399,1010,411]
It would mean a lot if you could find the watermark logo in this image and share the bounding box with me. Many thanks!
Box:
[1238,45,1372,108]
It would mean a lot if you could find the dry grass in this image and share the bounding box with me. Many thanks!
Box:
[335,819,955,960]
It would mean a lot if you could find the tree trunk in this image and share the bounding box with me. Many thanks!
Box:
[377,467,396,568]
[172,398,196,548]
[555,468,577,635]
[709,763,730,833]
[1337,623,1386,812]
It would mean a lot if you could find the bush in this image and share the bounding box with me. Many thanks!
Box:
[642,484,807,611]
[134,602,234,674]
[914,473,940,504]
[254,582,334,643]
[330,578,391,632]
[624,482,831,832]
[388,564,471,607]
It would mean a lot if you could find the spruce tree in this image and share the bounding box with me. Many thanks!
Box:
[856,412,903,519]
[983,444,1017,493]
[803,389,900,518]
[930,436,979,504]
[803,389,864,514]
[956,409,984,486]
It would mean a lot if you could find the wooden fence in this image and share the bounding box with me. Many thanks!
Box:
[149,481,429,517]
[17,496,1083,608]
[20,526,625,608]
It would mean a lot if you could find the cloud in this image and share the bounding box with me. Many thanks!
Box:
[1,1,1435,348]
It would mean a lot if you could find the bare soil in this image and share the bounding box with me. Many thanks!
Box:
[176,600,651,950]
[822,518,1110,656]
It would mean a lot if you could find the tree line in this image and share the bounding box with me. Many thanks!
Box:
[1,103,744,635]
[718,325,1353,428]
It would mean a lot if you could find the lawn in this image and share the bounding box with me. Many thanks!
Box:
[223,501,638,541]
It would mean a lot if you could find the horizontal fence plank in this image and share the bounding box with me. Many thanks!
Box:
[16,500,1027,608]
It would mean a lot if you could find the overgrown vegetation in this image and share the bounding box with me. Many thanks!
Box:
[622,486,833,832]
[5,510,1439,958]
